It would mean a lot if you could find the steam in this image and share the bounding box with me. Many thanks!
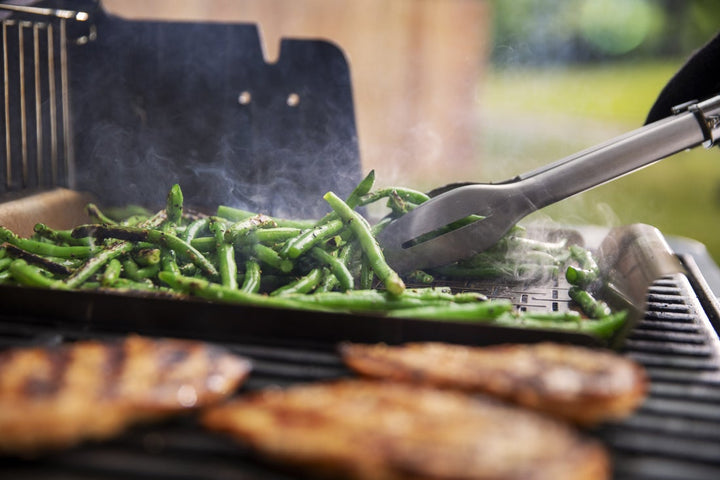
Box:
[72,15,362,219]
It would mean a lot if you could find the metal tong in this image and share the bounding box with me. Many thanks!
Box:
[377,94,720,273]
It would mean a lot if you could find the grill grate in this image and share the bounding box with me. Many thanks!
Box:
[0,271,720,479]
[0,5,87,193]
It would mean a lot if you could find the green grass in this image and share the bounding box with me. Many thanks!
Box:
[479,61,720,262]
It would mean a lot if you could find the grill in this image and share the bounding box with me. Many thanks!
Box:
[0,257,720,479]
[2,2,720,480]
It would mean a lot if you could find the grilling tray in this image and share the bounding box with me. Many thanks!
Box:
[0,184,687,349]
[0,0,672,348]
[3,2,720,479]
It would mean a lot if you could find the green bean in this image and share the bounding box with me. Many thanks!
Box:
[370,217,393,237]
[64,211,167,288]
[565,265,598,288]
[85,203,119,225]
[249,227,303,245]
[240,260,262,293]
[0,257,11,272]
[179,262,198,276]
[33,224,93,246]
[345,170,377,209]
[279,218,344,259]
[106,277,159,291]
[403,287,486,303]
[252,243,293,273]
[270,268,324,296]
[2,245,73,275]
[63,240,134,288]
[279,289,466,311]
[386,190,413,216]
[0,247,6,259]
[103,205,152,222]
[183,217,211,242]
[324,191,405,296]
[581,311,628,339]
[314,169,377,228]
[387,299,513,320]
[101,258,123,286]
[318,242,356,292]
[161,249,181,275]
[120,214,150,226]
[122,258,160,282]
[359,255,374,290]
[432,263,558,280]
[310,247,353,292]
[406,269,434,284]
[165,183,184,226]
[278,172,376,259]
[494,310,626,340]
[358,187,430,207]
[569,244,599,271]
[72,225,218,278]
[216,205,315,229]
[210,219,237,289]
[134,247,161,266]
[158,272,330,311]
[518,310,582,323]
[224,214,275,245]
[568,286,611,319]
[8,259,68,289]
[190,236,215,252]
[0,226,98,259]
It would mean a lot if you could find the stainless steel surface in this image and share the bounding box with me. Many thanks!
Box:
[1,9,84,192]
[0,4,90,21]
[378,94,720,273]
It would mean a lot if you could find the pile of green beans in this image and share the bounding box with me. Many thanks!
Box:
[0,172,626,339]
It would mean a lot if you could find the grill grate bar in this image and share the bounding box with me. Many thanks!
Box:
[635,397,720,422]
[627,329,707,343]
[625,352,719,370]
[643,367,720,385]
[610,414,720,442]
[611,454,720,480]
[622,339,715,356]
[644,310,696,322]
[631,319,701,333]
[647,293,687,304]
[601,431,720,466]
[0,15,71,193]
[648,382,720,402]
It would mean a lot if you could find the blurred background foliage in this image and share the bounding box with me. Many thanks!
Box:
[490,0,720,65]
[479,0,720,261]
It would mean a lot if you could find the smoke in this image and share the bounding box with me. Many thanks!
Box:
[71,14,362,218]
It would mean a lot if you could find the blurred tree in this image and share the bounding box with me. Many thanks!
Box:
[489,0,720,67]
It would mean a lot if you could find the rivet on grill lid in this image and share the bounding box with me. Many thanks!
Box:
[287,93,300,107]
[238,91,252,105]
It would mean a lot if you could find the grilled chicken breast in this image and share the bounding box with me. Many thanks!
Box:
[340,342,647,425]
[0,335,251,454]
[202,379,609,480]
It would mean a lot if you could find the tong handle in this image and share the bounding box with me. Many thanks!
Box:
[513,94,720,210]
